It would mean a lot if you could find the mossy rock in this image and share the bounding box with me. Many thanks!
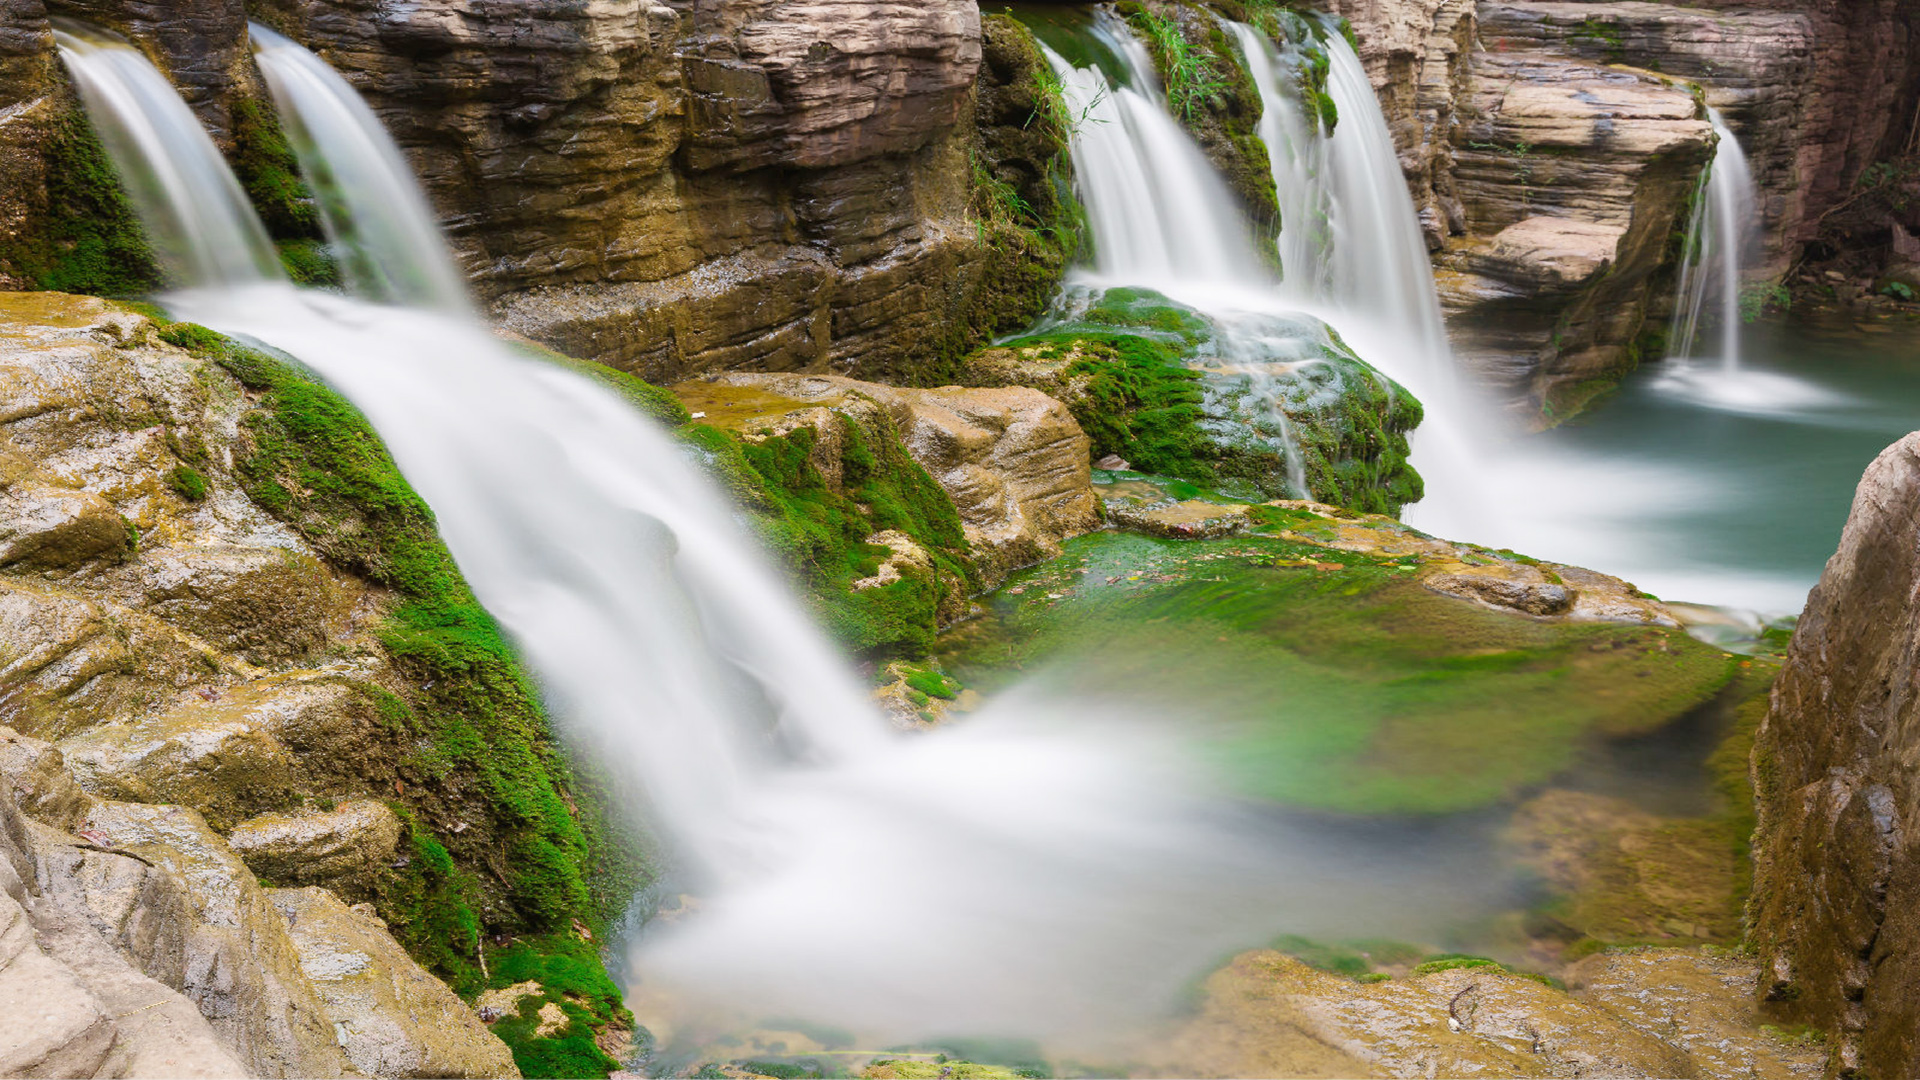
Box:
[969,287,1423,516]
[145,316,646,1078]
[936,529,1739,816]
[0,102,160,295]
[676,401,979,659]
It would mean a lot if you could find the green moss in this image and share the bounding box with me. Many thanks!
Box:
[904,668,962,700]
[487,935,633,1078]
[1409,954,1504,976]
[147,318,645,1078]
[167,464,209,501]
[1,105,159,295]
[680,415,977,659]
[937,531,1741,815]
[229,97,341,288]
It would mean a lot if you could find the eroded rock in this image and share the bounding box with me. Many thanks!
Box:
[229,800,402,894]
[269,886,519,1079]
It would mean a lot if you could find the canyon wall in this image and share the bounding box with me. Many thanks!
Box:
[1749,432,1920,1079]
[1328,0,1920,419]
[0,0,1067,388]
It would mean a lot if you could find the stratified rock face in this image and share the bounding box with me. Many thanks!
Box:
[1321,0,1913,421]
[1749,432,1920,1079]
[244,0,986,383]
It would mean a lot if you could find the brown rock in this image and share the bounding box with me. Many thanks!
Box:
[682,372,1100,584]
[229,800,402,894]
[1749,431,1920,1077]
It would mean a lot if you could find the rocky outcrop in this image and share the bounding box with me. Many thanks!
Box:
[1749,431,1920,1079]
[1162,948,1822,1078]
[678,371,1100,586]
[1321,0,1920,420]
[0,290,644,1075]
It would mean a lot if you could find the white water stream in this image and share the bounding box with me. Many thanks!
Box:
[1670,108,1758,371]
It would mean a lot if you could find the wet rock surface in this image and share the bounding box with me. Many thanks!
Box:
[0,293,520,1078]
[1164,948,1822,1079]
[1749,431,1920,1078]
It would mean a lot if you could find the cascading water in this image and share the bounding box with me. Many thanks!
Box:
[1668,109,1757,371]
[1232,22,1452,392]
[58,21,1523,1057]
[249,24,472,313]
[1039,13,1267,288]
[52,23,284,288]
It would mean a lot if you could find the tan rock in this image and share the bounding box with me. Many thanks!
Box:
[83,800,361,1077]
[0,724,92,831]
[681,373,1100,584]
[0,476,131,571]
[1569,949,1824,1080]
[1107,499,1252,540]
[140,545,349,664]
[229,801,403,893]
[59,674,376,829]
[1470,217,1626,291]
[270,887,520,1079]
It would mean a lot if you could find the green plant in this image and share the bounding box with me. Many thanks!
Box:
[1884,280,1916,301]
[1740,280,1791,322]
[1123,5,1229,121]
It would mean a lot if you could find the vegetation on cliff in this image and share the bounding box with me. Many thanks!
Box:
[147,319,642,1078]
[0,104,159,296]
[1116,1,1281,249]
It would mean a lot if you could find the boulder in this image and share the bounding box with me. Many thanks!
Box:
[83,799,360,1077]
[681,372,1101,584]
[1749,431,1920,1078]
[139,545,349,664]
[229,801,402,895]
[59,674,376,829]
[269,886,519,1080]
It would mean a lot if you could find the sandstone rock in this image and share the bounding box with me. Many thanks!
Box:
[1106,498,1252,541]
[139,544,348,663]
[0,724,91,830]
[0,473,130,571]
[1425,569,1573,616]
[0,764,247,1079]
[83,799,360,1077]
[1164,950,1689,1077]
[1568,949,1824,1080]
[1749,431,1920,1078]
[1468,216,1625,291]
[229,800,402,894]
[269,886,520,1079]
[681,372,1100,584]
[59,674,375,829]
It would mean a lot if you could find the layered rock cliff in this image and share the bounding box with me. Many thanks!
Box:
[1749,431,1920,1079]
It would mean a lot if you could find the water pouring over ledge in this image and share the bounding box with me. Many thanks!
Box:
[56,22,1528,1055]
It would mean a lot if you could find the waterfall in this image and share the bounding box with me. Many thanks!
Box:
[1223,18,1489,537]
[52,22,283,287]
[1040,12,1268,289]
[1233,22,1451,396]
[57,22,1505,1051]
[249,24,473,314]
[1669,109,1757,370]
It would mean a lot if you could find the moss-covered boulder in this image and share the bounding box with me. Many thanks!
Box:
[936,486,1739,816]
[964,286,1424,516]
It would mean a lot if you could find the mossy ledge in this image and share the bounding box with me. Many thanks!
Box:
[148,317,643,1078]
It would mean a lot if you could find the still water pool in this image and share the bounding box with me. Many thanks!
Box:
[1472,314,1920,616]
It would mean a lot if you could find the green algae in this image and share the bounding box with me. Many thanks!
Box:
[2,106,160,296]
[937,530,1739,816]
[148,316,644,1078]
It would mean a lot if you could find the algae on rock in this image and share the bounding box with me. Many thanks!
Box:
[965,286,1424,516]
